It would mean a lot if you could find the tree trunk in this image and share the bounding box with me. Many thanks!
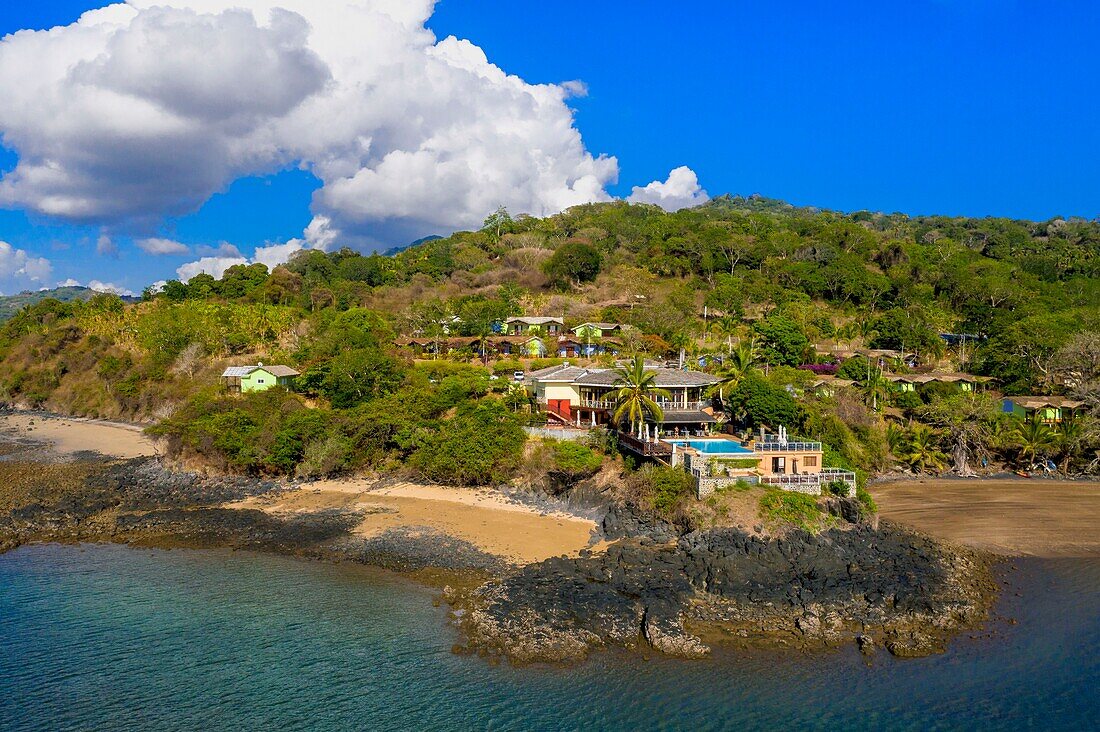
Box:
[953,435,973,476]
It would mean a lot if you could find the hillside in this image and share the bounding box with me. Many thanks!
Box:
[0,196,1097,499]
[0,286,103,322]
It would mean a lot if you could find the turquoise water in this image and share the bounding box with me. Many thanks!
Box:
[668,439,752,454]
[2,545,1099,731]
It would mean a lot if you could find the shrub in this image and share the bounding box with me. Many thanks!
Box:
[549,441,604,478]
[409,399,526,486]
[759,490,828,533]
[635,464,696,515]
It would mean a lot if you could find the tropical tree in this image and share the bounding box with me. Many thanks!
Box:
[712,340,757,401]
[860,371,890,412]
[1012,416,1057,468]
[897,424,948,474]
[505,382,529,413]
[916,392,1001,475]
[1054,415,1097,474]
[611,356,671,438]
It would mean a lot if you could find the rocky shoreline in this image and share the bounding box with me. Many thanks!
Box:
[448,523,992,664]
[1,430,997,665]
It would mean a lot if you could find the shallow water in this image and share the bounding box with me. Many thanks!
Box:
[2,544,1097,731]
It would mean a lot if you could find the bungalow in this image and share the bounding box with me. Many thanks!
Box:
[885,373,991,392]
[1002,396,1085,424]
[222,363,299,394]
[557,336,622,359]
[396,335,545,359]
[526,363,719,433]
[822,348,920,369]
[570,322,626,339]
[810,376,857,397]
[506,316,564,336]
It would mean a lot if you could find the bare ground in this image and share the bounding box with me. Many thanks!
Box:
[873,478,1100,557]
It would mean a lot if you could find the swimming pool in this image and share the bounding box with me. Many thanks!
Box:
[667,439,753,455]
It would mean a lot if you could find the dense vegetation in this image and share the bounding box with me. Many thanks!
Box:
[1,196,1098,490]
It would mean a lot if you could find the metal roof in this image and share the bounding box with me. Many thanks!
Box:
[527,364,719,388]
[221,365,299,378]
[574,368,719,388]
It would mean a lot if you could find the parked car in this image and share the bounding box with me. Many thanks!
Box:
[513,371,525,381]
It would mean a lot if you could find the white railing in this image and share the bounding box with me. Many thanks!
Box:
[754,441,823,453]
[576,399,708,411]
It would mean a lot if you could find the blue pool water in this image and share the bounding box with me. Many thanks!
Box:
[2,544,1099,731]
[668,439,753,454]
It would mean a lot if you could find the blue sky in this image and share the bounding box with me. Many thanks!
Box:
[1,1,1098,294]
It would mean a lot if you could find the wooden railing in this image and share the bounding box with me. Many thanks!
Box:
[617,432,673,456]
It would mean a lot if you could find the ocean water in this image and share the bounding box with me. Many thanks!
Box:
[2,545,1098,732]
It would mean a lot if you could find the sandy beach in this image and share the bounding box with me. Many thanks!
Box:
[229,480,601,565]
[0,413,157,459]
[874,479,1100,558]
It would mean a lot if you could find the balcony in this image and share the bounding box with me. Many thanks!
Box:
[578,399,709,411]
[754,441,823,453]
[617,432,673,457]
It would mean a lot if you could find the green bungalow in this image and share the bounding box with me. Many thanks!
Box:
[1002,396,1085,424]
[222,364,299,394]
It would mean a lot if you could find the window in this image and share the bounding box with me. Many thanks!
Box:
[804,456,818,467]
[257,379,265,384]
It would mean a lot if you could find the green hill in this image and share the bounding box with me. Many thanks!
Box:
[0,286,100,322]
[1,196,1097,485]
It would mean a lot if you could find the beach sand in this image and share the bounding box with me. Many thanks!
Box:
[873,479,1100,557]
[230,480,602,565]
[0,413,157,459]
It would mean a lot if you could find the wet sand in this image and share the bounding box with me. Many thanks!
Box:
[0,414,156,459]
[229,480,602,566]
[873,479,1100,557]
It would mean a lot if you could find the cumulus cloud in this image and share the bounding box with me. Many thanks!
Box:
[627,166,710,211]
[88,280,137,297]
[0,0,626,247]
[136,237,190,255]
[56,276,137,296]
[175,238,307,281]
[196,242,243,257]
[0,241,53,294]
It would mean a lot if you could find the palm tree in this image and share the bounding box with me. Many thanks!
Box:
[712,340,757,402]
[611,356,671,438]
[899,424,948,474]
[1013,416,1057,468]
[860,370,889,412]
[1055,415,1094,474]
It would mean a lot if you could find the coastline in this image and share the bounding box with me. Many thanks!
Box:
[5,411,1082,665]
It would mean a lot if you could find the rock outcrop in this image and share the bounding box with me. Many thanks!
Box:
[453,525,993,664]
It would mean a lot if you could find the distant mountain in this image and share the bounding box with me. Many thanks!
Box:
[383,235,443,257]
[0,286,137,322]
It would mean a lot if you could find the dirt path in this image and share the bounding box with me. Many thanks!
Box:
[0,413,156,459]
[873,479,1100,557]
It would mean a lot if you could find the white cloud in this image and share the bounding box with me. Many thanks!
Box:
[176,255,248,281]
[175,238,306,280]
[196,241,243,257]
[0,241,53,295]
[0,1,621,247]
[96,234,118,257]
[627,166,710,211]
[136,237,190,255]
[88,280,137,297]
[55,276,137,297]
